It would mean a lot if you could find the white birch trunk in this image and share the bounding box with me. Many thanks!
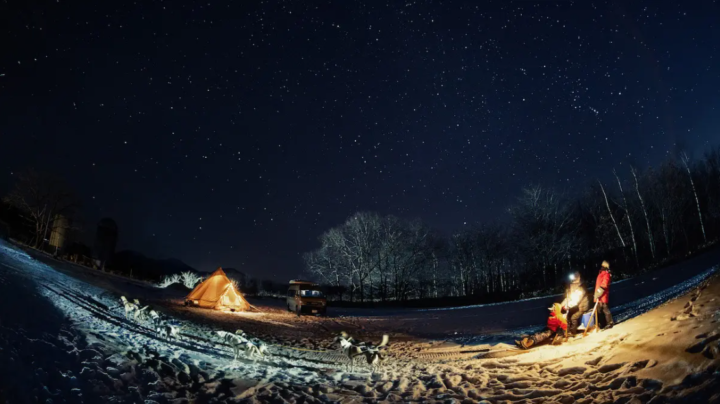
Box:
[681,153,707,244]
[599,180,626,248]
[631,167,655,259]
[614,169,638,262]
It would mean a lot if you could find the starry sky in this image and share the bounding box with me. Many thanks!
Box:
[1,0,719,280]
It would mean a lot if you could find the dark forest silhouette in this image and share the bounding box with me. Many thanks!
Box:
[304,150,720,306]
[4,149,720,307]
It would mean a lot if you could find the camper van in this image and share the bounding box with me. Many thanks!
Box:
[287,280,327,315]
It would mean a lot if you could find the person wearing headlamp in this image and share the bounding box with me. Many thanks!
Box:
[561,271,590,336]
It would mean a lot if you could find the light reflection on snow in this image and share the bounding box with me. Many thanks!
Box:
[227,311,266,317]
[454,266,716,345]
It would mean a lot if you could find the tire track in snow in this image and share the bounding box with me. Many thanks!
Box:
[42,277,354,368]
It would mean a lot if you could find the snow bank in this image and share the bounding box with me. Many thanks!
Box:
[612,266,716,323]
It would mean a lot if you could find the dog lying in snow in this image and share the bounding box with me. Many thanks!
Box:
[334,331,389,373]
[119,296,153,322]
[129,299,154,322]
[216,330,268,363]
[135,305,152,322]
[119,297,159,325]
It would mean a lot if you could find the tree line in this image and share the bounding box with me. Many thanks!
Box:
[303,151,720,305]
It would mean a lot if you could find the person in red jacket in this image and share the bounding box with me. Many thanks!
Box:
[594,260,614,329]
[516,303,567,349]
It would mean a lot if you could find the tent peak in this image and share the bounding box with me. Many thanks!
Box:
[209,267,227,276]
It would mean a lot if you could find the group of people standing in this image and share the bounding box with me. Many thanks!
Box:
[517,260,615,350]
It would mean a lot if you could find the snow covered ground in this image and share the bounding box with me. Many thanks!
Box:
[1,239,719,403]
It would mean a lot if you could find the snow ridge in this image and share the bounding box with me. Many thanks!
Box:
[612,266,716,323]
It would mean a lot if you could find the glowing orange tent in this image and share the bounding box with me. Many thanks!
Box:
[185,268,250,311]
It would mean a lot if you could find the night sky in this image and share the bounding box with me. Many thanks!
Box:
[1,1,719,280]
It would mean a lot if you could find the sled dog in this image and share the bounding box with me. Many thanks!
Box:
[246,337,269,360]
[119,296,138,319]
[157,323,182,340]
[134,305,150,322]
[148,309,162,327]
[334,331,364,371]
[217,330,268,363]
[217,330,251,362]
[120,297,150,322]
[334,331,389,372]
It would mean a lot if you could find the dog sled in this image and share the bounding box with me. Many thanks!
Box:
[516,302,601,350]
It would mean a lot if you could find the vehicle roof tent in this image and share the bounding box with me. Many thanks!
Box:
[185,268,250,311]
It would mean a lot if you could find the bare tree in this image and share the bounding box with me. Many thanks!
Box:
[307,212,447,302]
[376,215,404,301]
[449,230,477,296]
[306,213,384,302]
[302,146,720,305]
[575,186,620,258]
[471,224,510,294]
[421,230,448,298]
[3,169,81,248]
[157,273,181,288]
[304,241,347,297]
[681,152,707,244]
[180,271,203,289]
[598,180,626,249]
[651,161,692,255]
[509,185,577,289]
[701,148,720,223]
[631,166,655,259]
[613,169,638,263]
[391,219,435,301]
[305,228,353,299]
[342,212,383,301]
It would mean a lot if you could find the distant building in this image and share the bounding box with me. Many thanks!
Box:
[94,218,118,270]
[49,214,68,253]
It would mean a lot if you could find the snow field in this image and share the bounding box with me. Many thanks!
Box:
[2,240,720,403]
